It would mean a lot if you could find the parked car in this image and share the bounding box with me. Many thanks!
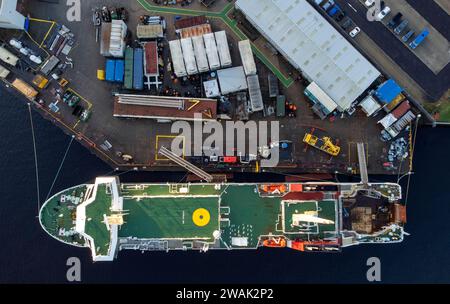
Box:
[334,10,346,22]
[402,30,415,43]
[340,17,353,30]
[321,0,335,11]
[365,0,375,7]
[387,13,403,29]
[377,6,391,20]
[349,27,361,38]
[394,19,409,35]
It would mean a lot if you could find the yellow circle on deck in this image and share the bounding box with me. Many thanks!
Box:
[192,208,211,227]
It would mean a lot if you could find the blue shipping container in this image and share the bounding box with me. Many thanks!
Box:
[133,48,144,90]
[106,59,116,82]
[115,60,125,83]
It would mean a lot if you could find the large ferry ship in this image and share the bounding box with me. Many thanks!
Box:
[39,177,407,261]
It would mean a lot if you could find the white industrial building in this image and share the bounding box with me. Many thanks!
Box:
[0,0,25,30]
[235,0,381,113]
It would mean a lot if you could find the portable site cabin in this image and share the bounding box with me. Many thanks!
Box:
[109,20,127,58]
[215,31,232,68]
[180,38,198,75]
[203,33,220,70]
[169,40,187,77]
[0,46,19,66]
[192,36,209,73]
[0,63,10,78]
[239,40,257,76]
[247,74,264,112]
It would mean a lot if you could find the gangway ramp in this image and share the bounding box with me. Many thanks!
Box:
[159,146,213,182]
[357,142,369,184]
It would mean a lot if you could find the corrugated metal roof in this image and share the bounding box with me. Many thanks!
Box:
[239,40,257,76]
[169,40,187,77]
[236,0,380,111]
[247,75,264,112]
[180,38,198,75]
[214,31,232,68]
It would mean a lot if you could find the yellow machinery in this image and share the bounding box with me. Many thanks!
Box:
[97,69,105,81]
[32,74,49,89]
[59,78,69,87]
[303,133,340,156]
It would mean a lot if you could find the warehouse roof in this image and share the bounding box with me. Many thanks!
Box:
[236,0,381,111]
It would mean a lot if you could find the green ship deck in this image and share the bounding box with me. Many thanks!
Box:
[39,177,406,261]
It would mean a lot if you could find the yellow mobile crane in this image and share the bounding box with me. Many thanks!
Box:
[303,133,341,157]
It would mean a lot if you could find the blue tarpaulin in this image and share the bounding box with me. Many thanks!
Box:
[375,79,403,104]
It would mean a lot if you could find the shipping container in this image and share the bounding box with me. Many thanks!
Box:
[277,95,286,117]
[106,59,116,82]
[0,47,19,66]
[239,40,257,76]
[215,31,232,68]
[12,78,38,100]
[169,40,187,77]
[144,42,158,75]
[203,33,220,70]
[133,48,144,90]
[391,100,411,119]
[385,93,405,112]
[124,48,134,89]
[268,73,279,98]
[100,23,112,57]
[136,24,164,40]
[192,36,209,73]
[180,38,198,75]
[115,60,125,83]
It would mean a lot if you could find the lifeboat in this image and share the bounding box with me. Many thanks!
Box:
[289,240,340,252]
[262,237,286,248]
[262,184,287,194]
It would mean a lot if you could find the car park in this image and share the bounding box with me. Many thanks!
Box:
[349,27,361,38]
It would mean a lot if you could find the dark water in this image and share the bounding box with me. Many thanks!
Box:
[0,89,449,284]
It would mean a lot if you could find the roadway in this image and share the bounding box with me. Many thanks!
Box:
[332,0,450,101]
